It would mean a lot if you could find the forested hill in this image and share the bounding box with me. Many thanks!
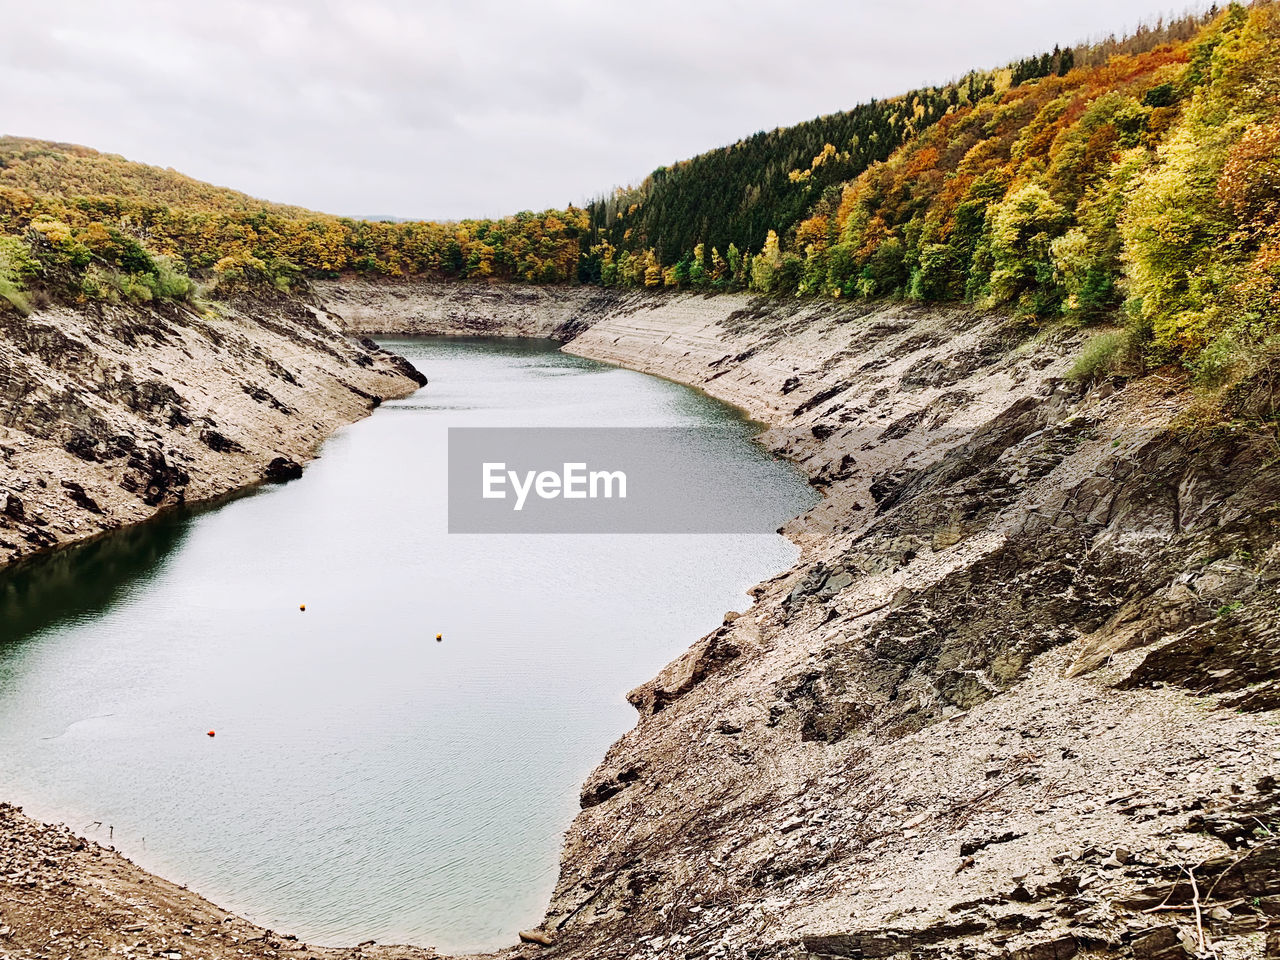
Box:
[579,75,998,275]
[1,2,1277,376]
[0,135,586,300]
[581,13,1219,280]
[0,139,310,216]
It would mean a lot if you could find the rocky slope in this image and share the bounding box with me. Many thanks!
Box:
[537,293,1280,960]
[311,282,1278,959]
[312,278,622,339]
[0,292,424,570]
[1,284,1276,960]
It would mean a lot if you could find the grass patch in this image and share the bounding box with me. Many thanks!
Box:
[0,235,35,315]
[0,275,30,315]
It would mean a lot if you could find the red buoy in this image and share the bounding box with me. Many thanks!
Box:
[207,730,216,737]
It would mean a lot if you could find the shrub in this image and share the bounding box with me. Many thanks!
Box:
[117,272,154,302]
[1192,331,1249,387]
[141,256,196,300]
[0,274,29,314]
[0,236,36,314]
[80,264,119,302]
[1068,330,1131,380]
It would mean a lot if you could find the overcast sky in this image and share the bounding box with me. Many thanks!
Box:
[0,0,1205,220]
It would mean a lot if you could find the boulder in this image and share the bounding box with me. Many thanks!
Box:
[264,457,304,483]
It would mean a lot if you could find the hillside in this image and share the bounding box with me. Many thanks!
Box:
[0,136,585,296]
[0,6,1278,953]
[583,2,1280,378]
[0,137,311,215]
[579,11,1214,274]
[4,4,1277,379]
[579,83,974,271]
[0,289,424,569]
[772,2,1280,368]
[546,293,1280,960]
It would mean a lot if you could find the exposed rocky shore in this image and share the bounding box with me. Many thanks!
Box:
[1,283,1276,960]
[0,292,424,570]
[548,294,1280,960]
[0,802,441,960]
[312,278,622,339]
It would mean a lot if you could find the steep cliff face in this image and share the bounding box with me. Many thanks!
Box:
[0,293,424,569]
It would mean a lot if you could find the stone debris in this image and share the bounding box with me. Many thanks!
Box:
[0,803,445,959]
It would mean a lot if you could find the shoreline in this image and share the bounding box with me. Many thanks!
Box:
[0,339,804,958]
[0,318,804,959]
[358,286,1279,958]
[0,297,424,574]
[3,283,1278,960]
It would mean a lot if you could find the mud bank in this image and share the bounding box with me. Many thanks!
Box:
[2,283,1277,960]
[0,294,424,570]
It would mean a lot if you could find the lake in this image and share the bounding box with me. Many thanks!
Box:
[0,337,817,953]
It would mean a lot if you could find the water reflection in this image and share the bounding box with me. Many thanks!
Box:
[0,511,191,645]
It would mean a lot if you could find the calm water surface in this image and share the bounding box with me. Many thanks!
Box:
[0,337,817,952]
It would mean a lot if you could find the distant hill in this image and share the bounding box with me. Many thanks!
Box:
[347,214,415,223]
[0,137,310,216]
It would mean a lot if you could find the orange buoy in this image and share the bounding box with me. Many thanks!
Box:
[207,730,216,737]
[299,604,306,611]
